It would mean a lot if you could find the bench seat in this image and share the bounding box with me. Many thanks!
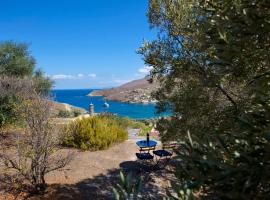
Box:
[153,149,172,157]
[136,152,154,160]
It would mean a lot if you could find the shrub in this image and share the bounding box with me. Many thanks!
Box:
[58,109,83,118]
[73,109,82,117]
[63,115,128,150]
[99,112,153,136]
[0,94,18,129]
[0,76,34,130]
[0,95,71,193]
[137,125,153,136]
[58,110,73,118]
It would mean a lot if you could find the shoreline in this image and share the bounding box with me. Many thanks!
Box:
[88,91,157,104]
[51,89,167,119]
[52,99,167,120]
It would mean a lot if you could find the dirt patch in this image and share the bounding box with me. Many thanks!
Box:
[1,130,176,199]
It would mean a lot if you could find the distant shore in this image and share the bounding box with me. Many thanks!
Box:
[87,77,159,104]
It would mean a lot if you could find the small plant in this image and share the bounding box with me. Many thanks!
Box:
[112,171,142,200]
[164,180,195,200]
[73,109,82,117]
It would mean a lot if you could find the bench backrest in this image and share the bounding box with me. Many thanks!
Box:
[163,142,191,156]
[139,146,155,153]
[162,142,179,152]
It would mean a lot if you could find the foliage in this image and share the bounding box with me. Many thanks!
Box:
[0,41,53,128]
[64,115,128,150]
[0,94,72,193]
[0,41,35,77]
[58,110,73,118]
[33,69,53,95]
[0,94,18,128]
[0,42,53,94]
[135,122,153,136]
[57,109,82,118]
[73,109,82,117]
[139,0,270,199]
[112,171,143,200]
[117,118,152,136]
[163,181,195,200]
[0,76,34,130]
[99,113,153,136]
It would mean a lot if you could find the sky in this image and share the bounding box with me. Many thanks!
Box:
[0,0,155,89]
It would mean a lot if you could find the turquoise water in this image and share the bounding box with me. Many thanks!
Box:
[52,89,168,119]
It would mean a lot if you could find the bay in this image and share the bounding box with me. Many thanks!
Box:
[52,89,167,119]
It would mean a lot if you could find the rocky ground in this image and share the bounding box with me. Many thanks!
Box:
[49,100,87,117]
[0,129,177,200]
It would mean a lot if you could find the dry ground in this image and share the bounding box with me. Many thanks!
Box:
[0,129,176,200]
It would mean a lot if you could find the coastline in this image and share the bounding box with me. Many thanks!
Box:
[87,89,157,104]
[49,100,87,116]
[87,77,159,104]
[52,89,165,119]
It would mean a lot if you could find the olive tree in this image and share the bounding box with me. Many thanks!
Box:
[0,41,53,129]
[0,76,33,130]
[139,0,270,199]
[0,41,35,77]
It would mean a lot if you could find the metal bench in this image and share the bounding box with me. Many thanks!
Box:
[153,142,178,167]
[135,146,156,171]
[135,146,155,160]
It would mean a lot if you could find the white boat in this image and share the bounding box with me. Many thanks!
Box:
[103,101,109,108]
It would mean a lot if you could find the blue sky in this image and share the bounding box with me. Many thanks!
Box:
[0,0,155,89]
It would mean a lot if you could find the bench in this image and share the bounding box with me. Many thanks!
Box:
[135,146,155,160]
[153,142,178,167]
[135,146,156,171]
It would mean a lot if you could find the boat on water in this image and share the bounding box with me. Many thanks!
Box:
[103,101,109,108]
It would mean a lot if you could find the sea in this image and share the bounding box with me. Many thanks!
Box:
[51,89,168,119]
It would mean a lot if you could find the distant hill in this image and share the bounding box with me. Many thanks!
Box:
[88,77,159,103]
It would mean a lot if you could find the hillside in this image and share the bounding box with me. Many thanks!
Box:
[88,77,159,103]
[49,100,87,116]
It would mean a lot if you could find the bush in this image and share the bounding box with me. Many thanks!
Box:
[98,113,153,136]
[58,109,82,118]
[63,115,128,150]
[0,94,18,128]
[73,109,82,117]
[0,76,35,130]
[131,121,153,136]
[58,110,73,118]
[0,95,71,193]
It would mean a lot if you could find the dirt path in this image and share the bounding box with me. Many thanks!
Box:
[46,130,142,184]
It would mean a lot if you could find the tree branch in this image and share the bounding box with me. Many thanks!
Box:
[216,84,238,113]
[247,70,270,86]
[174,36,239,112]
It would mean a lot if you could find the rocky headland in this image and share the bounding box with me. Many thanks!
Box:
[49,100,87,116]
[88,77,159,103]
